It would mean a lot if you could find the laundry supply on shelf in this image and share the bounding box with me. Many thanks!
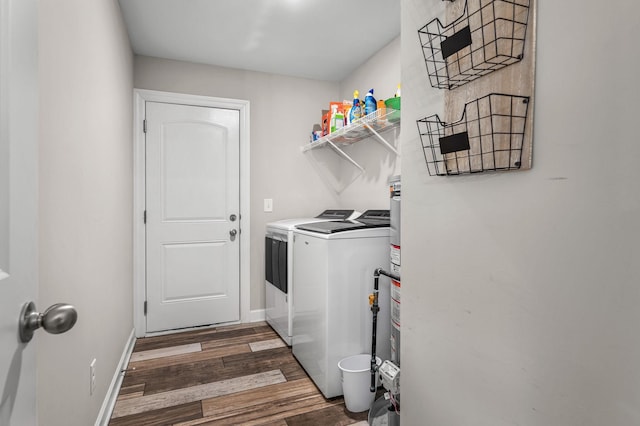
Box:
[364,89,377,116]
[349,90,363,123]
[385,83,401,122]
[321,109,330,136]
[329,102,345,133]
[343,100,353,125]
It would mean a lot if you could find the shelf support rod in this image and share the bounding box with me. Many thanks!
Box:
[364,124,399,156]
[326,140,365,172]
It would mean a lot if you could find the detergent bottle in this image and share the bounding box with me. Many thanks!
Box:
[330,104,338,133]
[349,90,363,123]
[335,108,344,131]
[343,100,353,125]
[364,89,377,116]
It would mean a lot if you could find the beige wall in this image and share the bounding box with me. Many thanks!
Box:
[401,0,640,424]
[339,36,401,104]
[38,0,134,424]
[134,56,341,311]
[134,46,401,311]
[338,35,401,210]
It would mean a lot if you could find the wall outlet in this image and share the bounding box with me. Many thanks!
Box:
[90,358,96,396]
[264,198,273,212]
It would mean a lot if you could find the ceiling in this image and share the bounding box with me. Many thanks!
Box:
[118,0,401,82]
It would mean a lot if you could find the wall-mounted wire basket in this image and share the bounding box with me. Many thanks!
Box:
[418,0,530,90]
[417,93,530,176]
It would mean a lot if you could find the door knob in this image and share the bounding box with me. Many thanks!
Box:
[229,228,237,241]
[19,301,78,343]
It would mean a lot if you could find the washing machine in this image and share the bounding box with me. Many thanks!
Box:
[265,210,359,345]
[292,210,391,398]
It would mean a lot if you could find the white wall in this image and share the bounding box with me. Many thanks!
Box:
[401,1,640,425]
[340,36,401,104]
[134,57,341,310]
[337,36,402,210]
[134,45,402,311]
[38,0,134,424]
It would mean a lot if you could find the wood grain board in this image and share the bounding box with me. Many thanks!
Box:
[109,322,370,425]
[445,0,536,174]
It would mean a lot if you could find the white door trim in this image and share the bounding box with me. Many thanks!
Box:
[132,89,250,338]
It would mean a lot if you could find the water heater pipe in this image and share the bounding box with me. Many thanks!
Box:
[370,267,401,392]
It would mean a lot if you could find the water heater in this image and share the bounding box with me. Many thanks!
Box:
[389,176,401,365]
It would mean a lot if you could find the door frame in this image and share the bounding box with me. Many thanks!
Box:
[132,89,250,337]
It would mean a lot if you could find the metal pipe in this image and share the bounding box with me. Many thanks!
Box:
[375,267,400,283]
[370,268,400,392]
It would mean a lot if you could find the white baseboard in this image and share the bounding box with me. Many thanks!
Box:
[95,329,136,426]
[249,308,265,322]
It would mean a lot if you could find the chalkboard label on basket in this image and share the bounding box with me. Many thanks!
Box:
[441,26,472,60]
[439,132,470,154]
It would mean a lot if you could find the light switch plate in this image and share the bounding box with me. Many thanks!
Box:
[264,198,273,212]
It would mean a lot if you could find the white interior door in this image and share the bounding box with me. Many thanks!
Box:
[145,101,241,332]
[0,0,38,424]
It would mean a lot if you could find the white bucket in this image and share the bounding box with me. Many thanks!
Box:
[338,354,381,413]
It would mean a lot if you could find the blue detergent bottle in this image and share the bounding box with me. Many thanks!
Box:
[364,88,377,116]
[349,90,363,123]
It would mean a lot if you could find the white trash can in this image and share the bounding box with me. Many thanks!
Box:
[338,354,381,413]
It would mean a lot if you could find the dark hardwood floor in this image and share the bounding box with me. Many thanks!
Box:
[108,322,370,426]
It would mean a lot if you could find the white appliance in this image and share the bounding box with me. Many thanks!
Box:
[265,210,358,345]
[292,211,391,398]
[389,176,401,365]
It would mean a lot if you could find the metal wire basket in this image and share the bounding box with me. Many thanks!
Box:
[417,93,530,176]
[418,0,531,90]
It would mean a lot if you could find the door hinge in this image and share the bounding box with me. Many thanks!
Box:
[143,119,147,133]
[144,301,147,316]
[143,210,147,224]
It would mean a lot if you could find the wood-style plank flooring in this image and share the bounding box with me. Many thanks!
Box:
[109,322,370,426]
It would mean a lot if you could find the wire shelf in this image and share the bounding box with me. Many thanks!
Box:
[302,108,400,152]
[417,93,529,176]
[419,0,530,90]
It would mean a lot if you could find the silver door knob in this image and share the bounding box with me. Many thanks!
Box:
[229,229,237,236]
[19,301,78,343]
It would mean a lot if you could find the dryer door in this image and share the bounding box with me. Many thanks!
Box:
[265,235,287,294]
